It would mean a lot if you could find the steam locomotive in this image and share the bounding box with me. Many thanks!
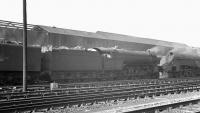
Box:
[1,40,200,85]
[0,41,160,85]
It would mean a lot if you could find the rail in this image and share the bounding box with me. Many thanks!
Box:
[0,79,200,112]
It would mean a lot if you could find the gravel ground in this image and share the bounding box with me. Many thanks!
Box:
[20,91,200,113]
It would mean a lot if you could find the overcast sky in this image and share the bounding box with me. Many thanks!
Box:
[0,0,200,47]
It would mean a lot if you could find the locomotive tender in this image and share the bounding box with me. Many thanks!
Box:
[0,42,41,85]
[42,47,159,83]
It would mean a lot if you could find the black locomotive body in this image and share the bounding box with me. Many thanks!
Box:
[42,48,159,83]
[0,43,41,85]
[1,41,200,85]
[0,41,160,85]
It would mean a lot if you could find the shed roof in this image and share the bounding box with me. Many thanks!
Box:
[36,25,188,48]
[37,25,104,39]
[0,20,35,30]
[96,31,188,48]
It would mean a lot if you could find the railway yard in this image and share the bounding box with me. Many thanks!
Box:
[1,78,200,113]
[1,20,200,113]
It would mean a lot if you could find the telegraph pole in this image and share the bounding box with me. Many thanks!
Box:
[23,0,27,92]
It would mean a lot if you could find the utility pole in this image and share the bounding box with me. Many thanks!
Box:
[23,0,27,92]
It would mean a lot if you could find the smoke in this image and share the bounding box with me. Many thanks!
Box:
[147,46,172,57]
[159,52,174,66]
[159,47,200,67]
[170,47,200,59]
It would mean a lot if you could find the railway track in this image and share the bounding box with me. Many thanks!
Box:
[1,77,198,91]
[1,79,200,112]
[101,91,200,113]
[1,78,199,101]
[58,78,200,88]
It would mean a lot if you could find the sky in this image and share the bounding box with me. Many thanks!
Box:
[0,0,200,47]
